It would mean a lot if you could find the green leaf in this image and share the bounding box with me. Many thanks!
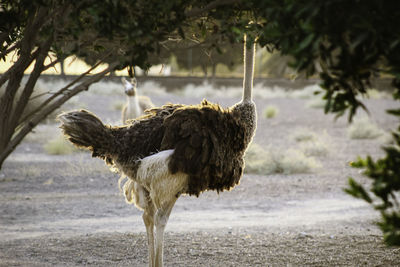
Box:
[344,178,372,203]
[349,157,367,168]
[295,34,314,53]
[387,109,400,116]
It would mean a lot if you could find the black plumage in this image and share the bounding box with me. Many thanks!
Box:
[162,100,248,195]
[59,99,254,196]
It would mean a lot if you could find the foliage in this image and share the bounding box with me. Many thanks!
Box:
[172,40,243,77]
[345,125,400,245]
[243,0,400,246]
[251,0,400,121]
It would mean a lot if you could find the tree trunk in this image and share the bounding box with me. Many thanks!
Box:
[201,64,208,77]
[60,59,66,78]
[0,7,49,160]
[188,48,193,76]
[210,64,217,85]
[0,62,118,169]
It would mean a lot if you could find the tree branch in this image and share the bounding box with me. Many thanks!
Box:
[11,36,53,129]
[0,62,119,163]
[42,57,61,72]
[0,43,20,59]
[0,32,10,47]
[185,0,242,18]
[18,59,105,124]
[0,48,39,90]
[0,45,41,151]
[0,7,49,88]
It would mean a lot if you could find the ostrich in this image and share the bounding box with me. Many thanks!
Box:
[58,37,256,267]
[121,77,154,124]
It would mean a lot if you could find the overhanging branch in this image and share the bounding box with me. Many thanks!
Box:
[185,0,242,18]
[1,61,119,164]
[18,59,105,124]
[0,43,19,59]
[11,37,54,129]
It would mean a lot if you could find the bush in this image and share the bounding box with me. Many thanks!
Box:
[244,143,278,175]
[291,127,317,142]
[293,130,333,157]
[279,149,321,174]
[44,135,77,155]
[306,97,326,109]
[365,89,391,100]
[299,139,331,157]
[245,143,321,175]
[263,106,279,119]
[348,117,384,139]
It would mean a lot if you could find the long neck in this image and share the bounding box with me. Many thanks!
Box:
[127,95,140,112]
[242,38,256,102]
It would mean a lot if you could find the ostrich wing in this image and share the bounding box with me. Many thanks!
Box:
[161,100,247,196]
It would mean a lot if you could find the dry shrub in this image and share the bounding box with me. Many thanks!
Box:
[244,143,278,175]
[299,139,331,157]
[365,89,391,99]
[379,132,394,145]
[279,149,322,174]
[347,117,384,139]
[44,135,77,155]
[292,129,333,157]
[306,97,326,109]
[263,106,279,119]
[245,143,321,175]
[290,128,317,142]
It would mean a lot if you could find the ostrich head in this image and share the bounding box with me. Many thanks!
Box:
[121,77,138,97]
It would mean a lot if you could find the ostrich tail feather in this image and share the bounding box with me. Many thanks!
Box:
[58,110,115,160]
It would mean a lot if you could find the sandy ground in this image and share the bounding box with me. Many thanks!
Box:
[1,87,400,266]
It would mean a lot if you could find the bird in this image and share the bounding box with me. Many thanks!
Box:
[121,76,154,124]
[58,37,256,267]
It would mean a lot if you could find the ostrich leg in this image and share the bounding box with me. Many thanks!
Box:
[154,198,177,267]
[143,202,156,267]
